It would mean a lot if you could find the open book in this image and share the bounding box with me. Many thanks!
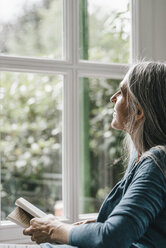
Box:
[7,197,47,228]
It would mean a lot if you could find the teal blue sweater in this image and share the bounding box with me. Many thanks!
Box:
[41,148,166,248]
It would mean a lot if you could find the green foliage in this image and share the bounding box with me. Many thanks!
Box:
[79,0,130,213]
[0,72,62,217]
[0,0,62,58]
[0,0,130,217]
[80,78,125,213]
[80,1,130,63]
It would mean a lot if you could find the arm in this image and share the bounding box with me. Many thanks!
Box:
[73,218,96,226]
[23,216,97,244]
[23,157,166,247]
[69,159,166,248]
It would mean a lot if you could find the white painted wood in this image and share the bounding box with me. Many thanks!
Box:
[153,0,166,61]
[0,222,31,243]
[63,69,79,222]
[132,0,166,62]
[0,55,128,77]
[63,0,73,62]
[131,0,140,62]
[131,0,153,61]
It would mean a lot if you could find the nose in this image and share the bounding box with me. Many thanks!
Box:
[110,92,117,103]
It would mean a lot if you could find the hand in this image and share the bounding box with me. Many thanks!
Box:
[23,214,74,244]
[73,218,96,226]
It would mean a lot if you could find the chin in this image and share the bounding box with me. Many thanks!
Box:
[111,120,119,130]
[111,120,123,131]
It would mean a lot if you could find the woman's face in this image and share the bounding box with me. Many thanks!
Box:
[110,79,129,131]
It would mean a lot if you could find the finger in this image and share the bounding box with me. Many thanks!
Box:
[30,217,39,225]
[30,217,47,225]
[31,235,36,242]
[36,237,49,244]
[84,219,96,224]
[31,231,43,241]
[84,220,91,224]
[31,235,49,244]
[73,222,79,225]
[73,221,83,225]
[23,227,32,235]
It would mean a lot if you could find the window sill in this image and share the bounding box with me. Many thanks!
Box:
[0,221,31,243]
[0,218,70,243]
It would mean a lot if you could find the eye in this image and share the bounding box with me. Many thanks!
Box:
[119,88,124,96]
[117,90,121,96]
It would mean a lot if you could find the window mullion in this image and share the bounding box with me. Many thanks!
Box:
[77,62,129,79]
[63,0,80,223]
[0,55,129,77]
[63,69,80,223]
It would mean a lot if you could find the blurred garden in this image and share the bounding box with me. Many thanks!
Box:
[0,0,130,218]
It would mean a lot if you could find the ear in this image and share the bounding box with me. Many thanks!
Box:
[136,105,144,122]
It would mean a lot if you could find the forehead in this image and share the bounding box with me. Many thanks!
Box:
[119,79,128,91]
[120,72,129,88]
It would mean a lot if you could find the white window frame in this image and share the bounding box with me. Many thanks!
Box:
[1,0,165,243]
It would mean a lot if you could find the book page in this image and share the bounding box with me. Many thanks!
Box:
[7,206,34,228]
[15,197,47,218]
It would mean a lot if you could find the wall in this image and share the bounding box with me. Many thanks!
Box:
[132,0,166,62]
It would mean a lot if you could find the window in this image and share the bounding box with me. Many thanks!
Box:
[0,0,162,243]
[78,0,130,215]
[1,72,63,220]
[0,0,63,59]
[79,0,130,63]
[79,77,125,215]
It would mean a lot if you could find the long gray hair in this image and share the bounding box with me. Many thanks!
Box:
[125,61,166,159]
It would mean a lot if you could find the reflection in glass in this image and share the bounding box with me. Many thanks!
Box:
[79,77,125,214]
[0,0,63,59]
[79,0,130,63]
[0,72,63,219]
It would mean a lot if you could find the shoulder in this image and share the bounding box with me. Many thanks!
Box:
[133,146,166,183]
[140,146,166,172]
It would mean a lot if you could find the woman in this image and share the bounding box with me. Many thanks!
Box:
[24,61,166,248]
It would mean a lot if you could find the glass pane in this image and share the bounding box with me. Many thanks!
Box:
[79,77,125,214]
[0,72,63,220]
[79,0,130,63]
[0,0,63,59]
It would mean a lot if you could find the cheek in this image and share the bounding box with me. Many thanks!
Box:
[112,101,128,129]
[115,100,125,116]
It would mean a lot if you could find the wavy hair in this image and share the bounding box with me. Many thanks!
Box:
[125,61,166,157]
